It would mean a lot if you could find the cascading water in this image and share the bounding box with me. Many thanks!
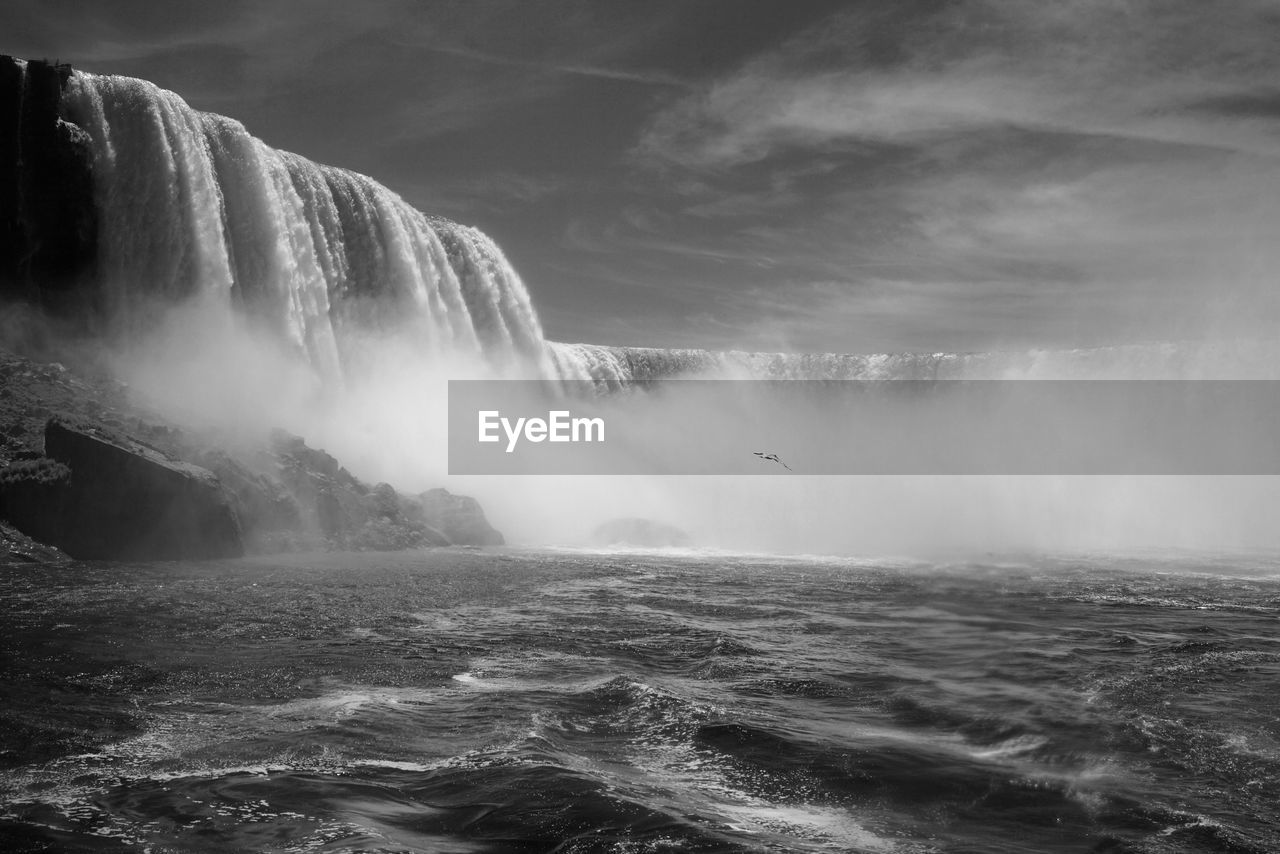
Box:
[546,342,978,384]
[548,338,1280,383]
[61,71,556,381]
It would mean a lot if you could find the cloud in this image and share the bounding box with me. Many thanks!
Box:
[418,43,689,88]
[370,0,695,142]
[636,0,1280,168]
[3,0,402,81]
[1183,89,1280,120]
[555,0,1280,352]
[725,152,1280,352]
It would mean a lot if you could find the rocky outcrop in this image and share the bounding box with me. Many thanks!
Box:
[0,417,243,560]
[414,488,505,546]
[191,447,302,549]
[0,456,70,547]
[0,57,97,308]
[0,517,67,564]
[592,518,690,548]
[254,431,453,551]
[0,349,504,559]
[187,431,474,552]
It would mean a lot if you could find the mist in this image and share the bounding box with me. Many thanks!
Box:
[82,291,1280,559]
[41,58,1280,562]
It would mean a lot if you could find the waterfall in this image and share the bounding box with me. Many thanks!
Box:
[549,339,1280,382]
[61,71,556,380]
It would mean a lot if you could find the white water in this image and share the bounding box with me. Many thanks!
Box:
[62,71,556,382]
[549,338,1280,383]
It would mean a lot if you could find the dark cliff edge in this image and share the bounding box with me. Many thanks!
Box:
[0,416,244,560]
[0,348,504,562]
[0,56,97,315]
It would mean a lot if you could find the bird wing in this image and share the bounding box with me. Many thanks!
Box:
[752,452,793,471]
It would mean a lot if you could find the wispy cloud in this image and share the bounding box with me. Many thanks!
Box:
[637,0,1280,168]
[1,0,408,100]
[571,0,1280,351]
[419,43,689,88]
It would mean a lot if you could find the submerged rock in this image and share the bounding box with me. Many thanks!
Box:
[0,416,243,560]
[591,518,690,548]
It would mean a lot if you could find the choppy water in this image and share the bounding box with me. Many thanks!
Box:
[2,548,1279,853]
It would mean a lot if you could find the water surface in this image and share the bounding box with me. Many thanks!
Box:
[2,548,1278,852]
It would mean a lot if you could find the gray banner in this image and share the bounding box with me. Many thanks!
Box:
[448,380,1280,475]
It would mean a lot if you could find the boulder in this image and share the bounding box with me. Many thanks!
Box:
[415,488,504,546]
[0,457,70,547]
[0,416,244,560]
[347,482,449,550]
[0,517,67,564]
[591,518,690,548]
[190,447,303,552]
[239,431,455,551]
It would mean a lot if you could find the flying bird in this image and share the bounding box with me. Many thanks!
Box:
[753,451,792,471]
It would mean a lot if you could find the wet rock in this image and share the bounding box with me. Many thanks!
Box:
[0,56,97,307]
[0,416,245,560]
[413,488,504,546]
[260,432,451,550]
[191,448,302,553]
[0,348,504,556]
[0,518,67,564]
[0,456,70,548]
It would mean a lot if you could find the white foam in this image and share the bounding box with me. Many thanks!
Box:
[347,758,443,773]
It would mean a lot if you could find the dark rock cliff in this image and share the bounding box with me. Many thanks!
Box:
[0,56,97,310]
[0,348,505,561]
[0,417,244,560]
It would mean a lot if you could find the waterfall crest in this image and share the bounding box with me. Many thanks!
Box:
[548,339,1280,383]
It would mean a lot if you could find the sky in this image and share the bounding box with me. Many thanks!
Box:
[6,0,1280,354]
